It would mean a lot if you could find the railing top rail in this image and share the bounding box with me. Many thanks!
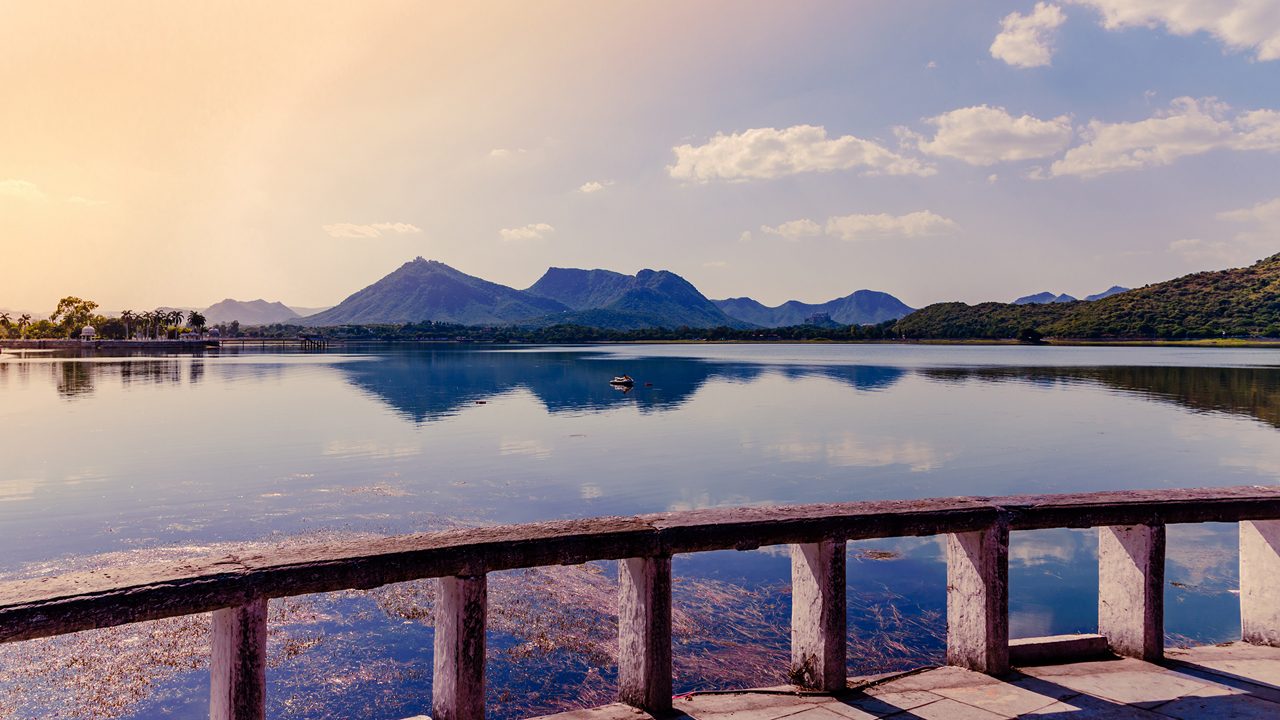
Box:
[3,485,1279,644]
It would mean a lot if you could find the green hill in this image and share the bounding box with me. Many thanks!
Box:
[895,253,1280,339]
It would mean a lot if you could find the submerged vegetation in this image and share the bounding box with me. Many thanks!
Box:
[0,534,940,720]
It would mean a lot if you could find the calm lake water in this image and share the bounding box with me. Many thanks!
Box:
[2,343,1279,719]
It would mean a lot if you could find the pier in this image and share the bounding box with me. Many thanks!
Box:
[4,486,1280,719]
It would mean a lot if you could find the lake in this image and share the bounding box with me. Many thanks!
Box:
[1,343,1278,719]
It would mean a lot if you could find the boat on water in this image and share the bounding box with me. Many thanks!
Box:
[609,375,635,387]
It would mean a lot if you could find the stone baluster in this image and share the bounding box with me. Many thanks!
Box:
[1240,520,1280,646]
[618,556,672,713]
[790,540,847,691]
[1098,524,1165,661]
[947,519,1010,674]
[211,597,269,720]
[433,575,488,720]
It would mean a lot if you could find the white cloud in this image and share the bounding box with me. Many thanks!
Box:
[1051,97,1280,177]
[0,179,48,202]
[668,124,935,182]
[578,180,614,193]
[913,105,1074,165]
[499,223,555,241]
[759,210,958,243]
[926,60,938,69]
[1071,0,1280,61]
[991,2,1068,68]
[738,231,754,243]
[825,210,958,241]
[66,195,108,207]
[760,218,824,241]
[1169,196,1280,267]
[488,147,528,159]
[987,173,1000,183]
[322,222,422,239]
[1169,238,1236,264]
[1218,195,1280,225]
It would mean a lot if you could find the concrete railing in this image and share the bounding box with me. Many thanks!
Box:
[4,486,1280,719]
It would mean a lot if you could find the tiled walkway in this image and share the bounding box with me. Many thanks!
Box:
[537,643,1280,720]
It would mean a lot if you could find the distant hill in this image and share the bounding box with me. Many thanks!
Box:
[1012,292,1077,305]
[204,299,301,325]
[713,290,913,327]
[528,267,743,329]
[302,258,569,326]
[895,253,1280,339]
[1085,286,1129,301]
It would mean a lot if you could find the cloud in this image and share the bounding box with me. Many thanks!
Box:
[499,223,555,241]
[1218,195,1280,225]
[66,195,108,207]
[322,222,422,238]
[0,179,48,202]
[1169,238,1236,264]
[1050,97,1280,177]
[911,105,1074,165]
[760,218,824,241]
[991,2,1068,68]
[578,180,614,193]
[825,210,958,241]
[738,231,754,243]
[1071,0,1280,61]
[760,210,957,243]
[1170,196,1280,267]
[488,147,528,159]
[668,124,935,182]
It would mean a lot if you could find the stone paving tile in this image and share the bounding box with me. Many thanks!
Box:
[1148,692,1280,719]
[868,666,1000,693]
[677,692,824,720]
[883,697,1009,719]
[930,681,1062,717]
[1021,694,1166,718]
[781,706,860,720]
[831,690,943,717]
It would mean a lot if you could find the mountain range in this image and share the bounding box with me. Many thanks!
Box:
[297,258,914,329]
[204,299,301,325]
[1012,286,1130,305]
[713,291,913,327]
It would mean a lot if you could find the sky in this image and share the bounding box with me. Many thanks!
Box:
[1,0,1279,312]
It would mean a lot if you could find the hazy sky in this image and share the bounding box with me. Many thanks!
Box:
[2,1,1279,311]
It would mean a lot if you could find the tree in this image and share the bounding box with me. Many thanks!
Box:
[50,297,99,338]
[187,310,206,331]
[121,310,134,339]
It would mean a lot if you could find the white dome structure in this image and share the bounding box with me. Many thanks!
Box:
[80,325,96,340]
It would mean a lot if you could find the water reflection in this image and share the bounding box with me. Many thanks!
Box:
[334,346,906,422]
[0,355,203,399]
[920,365,1280,429]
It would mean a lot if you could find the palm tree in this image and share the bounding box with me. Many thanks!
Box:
[121,310,134,339]
[17,314,30,338]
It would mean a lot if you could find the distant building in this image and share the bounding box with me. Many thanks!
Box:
[803,312,833,326]
[80,325,97,341]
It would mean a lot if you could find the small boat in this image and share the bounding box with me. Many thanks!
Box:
[609,375,635,387]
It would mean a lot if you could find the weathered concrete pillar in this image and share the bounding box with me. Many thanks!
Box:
[947,520,1009,674]
[618,556,672,713]
[433,575,487,720]
[1240,519,1280,646]
[1098,524,1165,661]
[210,597,268,720]
[790,540,846,691]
